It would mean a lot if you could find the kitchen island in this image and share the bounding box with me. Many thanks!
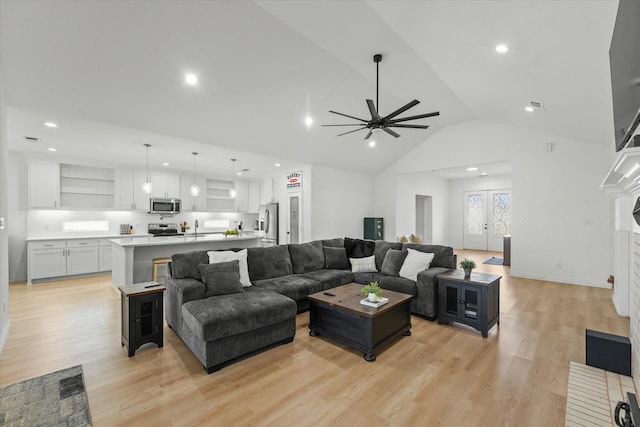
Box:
[110,233,260,287]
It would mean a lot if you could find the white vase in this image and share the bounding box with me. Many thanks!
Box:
[368,293,378,302]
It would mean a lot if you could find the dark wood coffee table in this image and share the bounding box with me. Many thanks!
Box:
[308,283,412,361]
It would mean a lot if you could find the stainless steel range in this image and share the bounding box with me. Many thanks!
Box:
[148,223,183,237]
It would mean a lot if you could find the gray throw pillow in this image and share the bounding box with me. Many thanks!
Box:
[381,249,408,276]
[324,246,350,270]
[198,261,245,297]
[171,251,209,280]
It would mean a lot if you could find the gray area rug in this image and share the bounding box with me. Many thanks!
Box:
[483,257,503,265]
[0,365,92,427]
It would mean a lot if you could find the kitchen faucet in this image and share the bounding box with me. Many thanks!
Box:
[194,219,198,237]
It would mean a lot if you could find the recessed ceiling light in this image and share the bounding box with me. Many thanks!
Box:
[237,172,242,176]
[185,73,198,86]
[495,44,509,54]
[44,122,58,128]
[275,163,281,167]
[163,162,169,166]
[480,172,488,176]
[304,116,313,127]
[368,140,376,148]
[48,147,57,152]
[466,167,478,172]
[525,106,534,112]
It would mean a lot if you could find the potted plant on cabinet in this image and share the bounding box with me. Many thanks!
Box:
[460,258,476,278]
[360,281,383,302]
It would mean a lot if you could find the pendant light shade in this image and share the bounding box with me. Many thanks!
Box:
[190,152,200,197]
[143,143,152,194]
[229,158,237,199]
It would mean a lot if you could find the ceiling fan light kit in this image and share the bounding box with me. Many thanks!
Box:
[322,53,440,140]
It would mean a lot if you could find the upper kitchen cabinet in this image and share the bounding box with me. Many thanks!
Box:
[115,168,149,210]
[59,163,114,209]
[234,181,249,212]
[248,181,260,213]
[151,171,181,199]
[181,175,206,211]
[260,178,274,205]
[29,157,59,208]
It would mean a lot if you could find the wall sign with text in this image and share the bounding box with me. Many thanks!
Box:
[286,171,302,190]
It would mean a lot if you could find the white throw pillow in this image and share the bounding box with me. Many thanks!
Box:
[207,249,251,287]
[399,249,435,281]
[350,255,377,273]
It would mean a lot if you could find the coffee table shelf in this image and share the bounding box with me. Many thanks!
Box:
[308,283,412,361]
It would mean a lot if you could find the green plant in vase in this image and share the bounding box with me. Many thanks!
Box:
[460,258,476,278]
[361,281,383,302]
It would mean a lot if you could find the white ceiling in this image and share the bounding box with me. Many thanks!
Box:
[0,0,619,177]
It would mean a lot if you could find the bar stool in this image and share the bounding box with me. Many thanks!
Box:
[152,257,171,282]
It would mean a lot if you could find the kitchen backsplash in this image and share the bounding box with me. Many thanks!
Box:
[27,209,258,237]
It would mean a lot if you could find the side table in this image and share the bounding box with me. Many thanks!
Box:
[119,281,166,357]
[436,270,501,338]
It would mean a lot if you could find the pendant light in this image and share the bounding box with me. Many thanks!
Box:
[190,152,200,197]
[229,158,237,199]
[142,143,152,194]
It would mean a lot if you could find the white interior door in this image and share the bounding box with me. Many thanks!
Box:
[463,191,488,250]
[463,190,511,251]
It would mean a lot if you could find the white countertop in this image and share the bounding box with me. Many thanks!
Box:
[109,233,259,247]
[26,234,151,242]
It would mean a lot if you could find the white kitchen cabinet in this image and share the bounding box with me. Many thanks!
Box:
[248,181,261,213]
[28,238,104,284]
[260,178,274,205]
[29,158,59,208]
[181,175,206,211]
[67,246,99,275]
[116,168,149,210]
[151,171,181,199]
[28,242,67,281]
[99,239,112,271]
[234,181,249,212]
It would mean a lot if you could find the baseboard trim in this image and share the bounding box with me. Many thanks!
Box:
[0,319,10,354]
[509,269,611,289]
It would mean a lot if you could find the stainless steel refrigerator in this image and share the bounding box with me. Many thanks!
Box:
[260,203,279,246]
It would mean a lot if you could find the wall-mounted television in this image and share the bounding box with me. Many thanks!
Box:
[610,0,640,151]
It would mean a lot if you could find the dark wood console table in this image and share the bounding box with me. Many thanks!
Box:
[437,270,501,338]
[119,281,165,357]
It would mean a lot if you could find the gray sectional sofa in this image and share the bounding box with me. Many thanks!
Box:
[165,237,455,373]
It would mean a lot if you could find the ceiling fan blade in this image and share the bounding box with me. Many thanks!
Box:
[337,127,367,137]
[364,130,373,140]
[328,110,369,122]
[321,124,368,127]
[366,99,379,120]
[382,127,401,138]
[390,124,430,129]
[389,111,440,124]
[383,100,420,121]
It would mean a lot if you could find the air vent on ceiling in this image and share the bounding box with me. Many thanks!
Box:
[241,168,250,173]
[24,136,41,143]
[529,101,545,110]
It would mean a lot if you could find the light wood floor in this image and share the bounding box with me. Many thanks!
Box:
[0,250,629,426]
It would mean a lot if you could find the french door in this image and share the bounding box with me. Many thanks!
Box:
[463,190,511,251]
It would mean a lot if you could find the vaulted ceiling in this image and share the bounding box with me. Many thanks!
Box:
[0,1,619,177]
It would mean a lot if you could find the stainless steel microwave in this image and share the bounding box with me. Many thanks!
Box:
[150,198,181,214]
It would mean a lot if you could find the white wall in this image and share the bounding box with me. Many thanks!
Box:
[448,174,512,249]
[7,152,27,282]
[0,67,9,352]
[395,172,450,245]
[310,165,374,240]
[375,119,613,288]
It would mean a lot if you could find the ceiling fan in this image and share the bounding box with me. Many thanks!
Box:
[322,54,440,140]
